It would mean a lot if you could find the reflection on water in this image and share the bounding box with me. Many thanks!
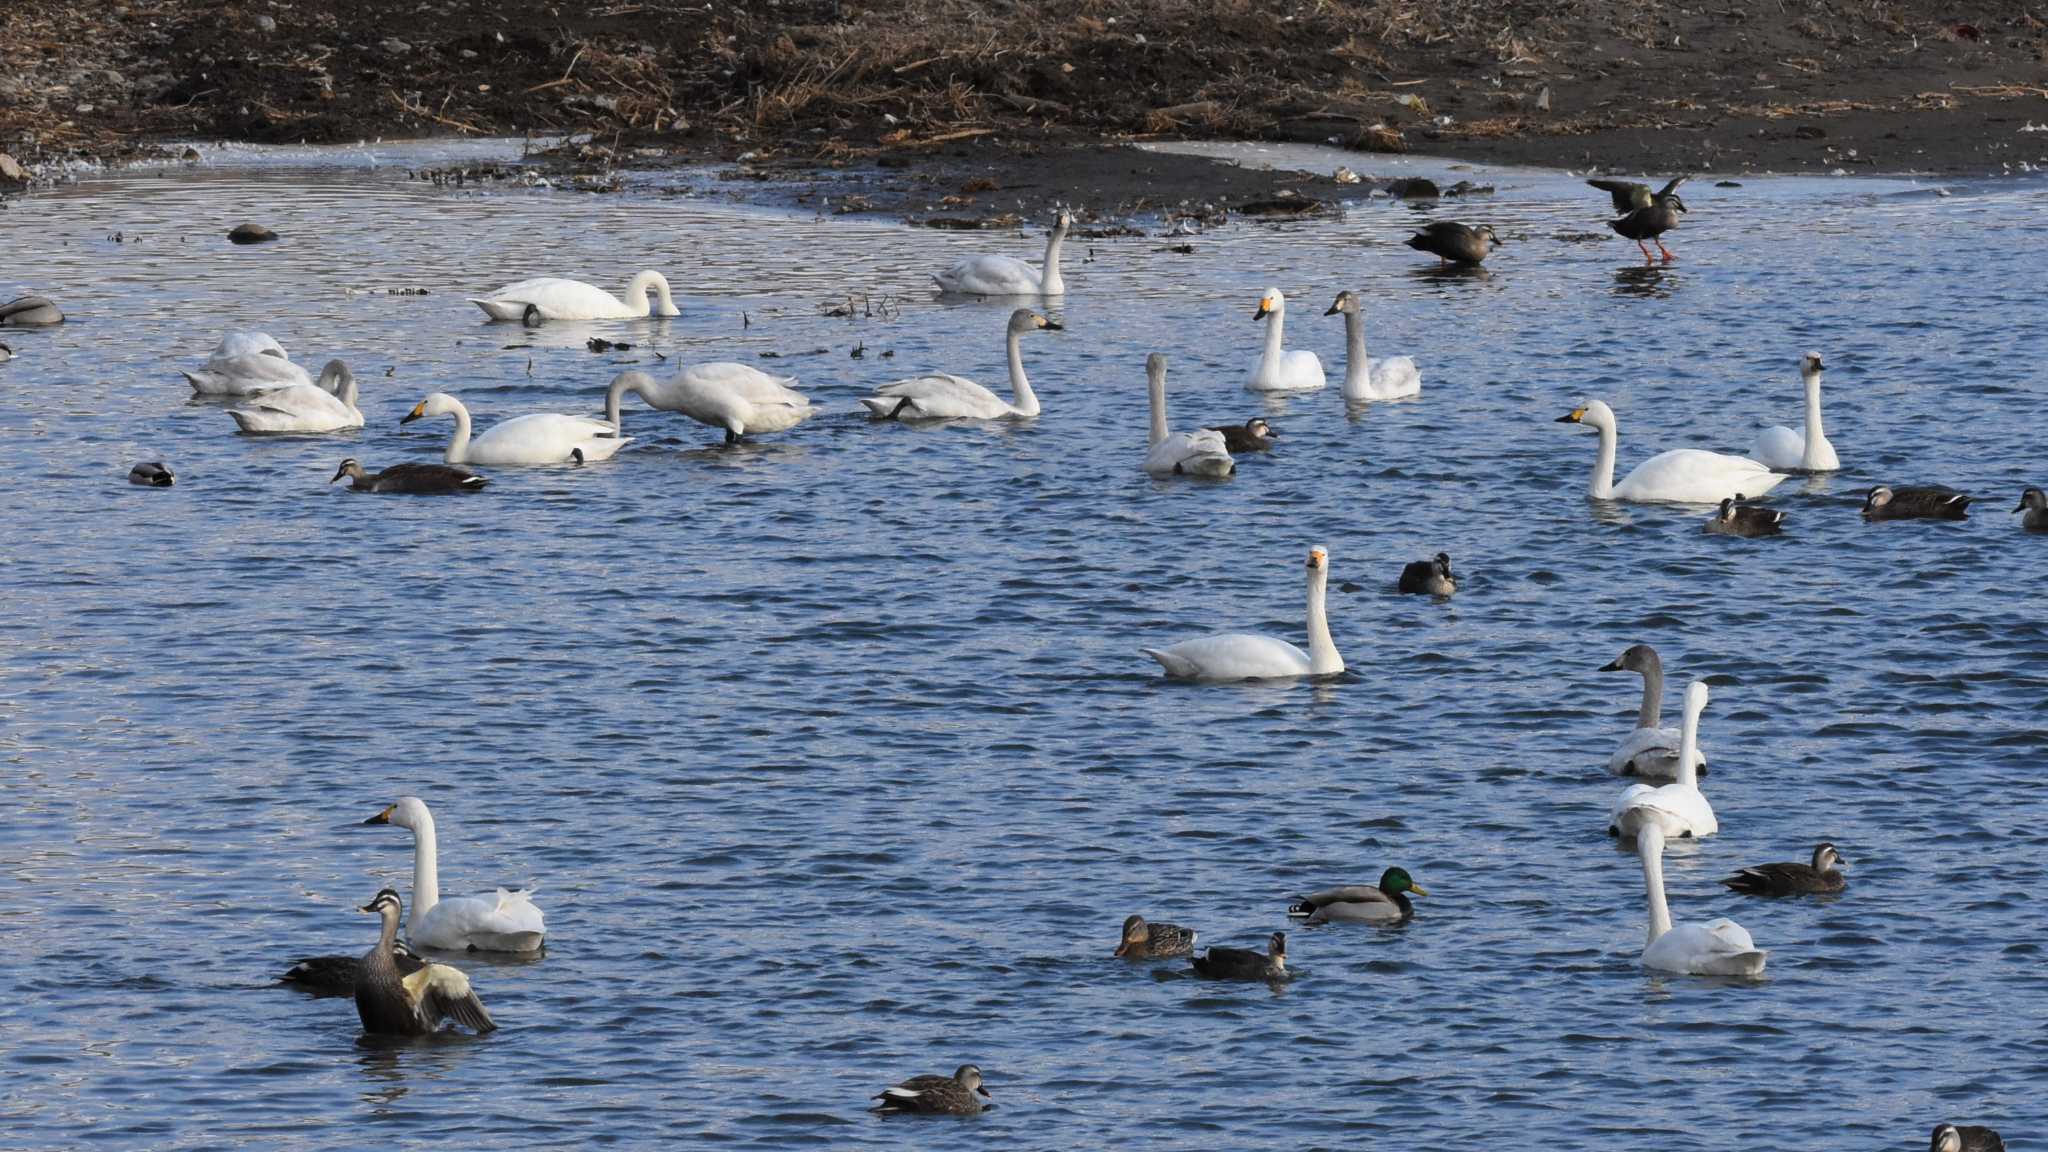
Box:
[1612,264,1680,299]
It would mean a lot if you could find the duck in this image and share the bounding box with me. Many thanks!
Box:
[1287,867,1428,924]
[1557,400,1787,503]
[1931,1124,2005,1152]
[1141,354,1233,477]
[1245,288,1325,393]
[1721,843,1848,896]
[1587,175,1686,214]
[469,271,680,321]
[402,392,626,466]
[363,797,545,952]
[1609,680,1716,841]
[872,1065,992,1115]
[330,457,487,494]
[1704,496,1785,537]
[1752,352,1839,472]
[1404,221,1501,265]
[280,937,425,995]
[226,360,362,433]
[605,364,813,443]
[1115,914,1198,958]
[1634,823,1766,977]
[1325,289,1420,402]
[859,309,1058,420]
[1609,187,1688,262]
[1599,644,1709,779]
[184,336,319,397]
[352,888,497,1036]
[2015,486,2048,530]
[1142,545,1343,681]
[1191,931,1288,980]
[932,210,1070,296]
[1205,417,1277,453]
[0,294,63,326]
[127,462,175,487]
[1397,552,1455,596]
[1865,485,1971,520]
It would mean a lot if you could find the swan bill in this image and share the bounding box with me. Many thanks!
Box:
[364,804,395,825]
[400,402,427,425]
[1556,407,1588,424]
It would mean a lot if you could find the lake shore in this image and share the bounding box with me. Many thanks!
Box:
[4,0,2044,217]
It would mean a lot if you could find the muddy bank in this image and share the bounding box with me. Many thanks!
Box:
[3,0,2045,211]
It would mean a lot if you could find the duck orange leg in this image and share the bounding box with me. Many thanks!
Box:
[1636,239,1654,263]
[1657,240,1676,262]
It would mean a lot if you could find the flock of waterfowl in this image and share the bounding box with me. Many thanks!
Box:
[2,172,2023,1140]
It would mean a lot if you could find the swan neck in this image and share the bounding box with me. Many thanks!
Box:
[1802,372,1825,464]
[1260,304,1285,369]
[1589,416,1617,499]
[1305,564,1342,674]
[444,404,472,464]
[1006,327,1038,416]
[627,272,658,317]
[1147,369,1168,446]
[605,374,644,430]
[1677,697,1702,788]
[1637,659,1663,728]
[409,813,440,932]
[1040,228,1066,294]
[1343,309,1368,390]
[1639,824,1673,947]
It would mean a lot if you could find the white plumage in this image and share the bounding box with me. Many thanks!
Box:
[227,360,362,433]
[932,211,1070,296]
[1559,399,1786,503]
[403,391,627,466]
[1143,546,1343,681]
[366,797,545,952]
[1246,288,1325,393]
[1140,353,1233,478]
[469,271,680,321]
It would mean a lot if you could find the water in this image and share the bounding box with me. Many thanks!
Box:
[2,142,2045,1150]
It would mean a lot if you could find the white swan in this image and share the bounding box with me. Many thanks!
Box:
[365,797,545,952]
[1325,290,1420,402]
[1557,399,1787,503]
[185,330,315,397]
[402,392,628,465]
[227,360,362,433]
[932,210,1070,296]
[1752,351,1839,472]
[469,271,681,321]
[1636,824,1766,977]
[1601,643,1709,779]
[1609,680,1716,841]
[1141,353,1233,478]
[859,309,1058,420]
[1142,545,1344,681]
[1246,288,1326,393]
[213,330,287,360]
[605,364,813,443]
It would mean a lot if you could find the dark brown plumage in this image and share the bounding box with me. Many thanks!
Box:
[1704,496,1784,537]
[1609,189,1688,262]
[1404,222,1500,266]
[1116,914,1197,958]
[1205,418,1277,453]
[1397,552,1455,596]
[1721,843,1847,896]
[331,457,487,494]
[1191,931,1288,980]
[2012,486,2048,530]
[1588,175,1685,214]
[1864,485,1970,521]
[128,462,175,487]
[1931,1124,2004,1152]
[280,940,426,995]
[872,1065,992,1115]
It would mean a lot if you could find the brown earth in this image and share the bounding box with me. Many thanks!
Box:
[3,1,2045,214]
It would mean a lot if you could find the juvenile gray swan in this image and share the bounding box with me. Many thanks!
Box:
[1205,417,1277,453]
[1864,485,1970,521]
[1931,1124,2005,1152]
[2013,486,2048,530]
[1191,931,1288,980]
[1721,843,1847,897]
[353,888,497,1036]
[1599,644,1708,779]
[0,295,63,326]
[1115,914,1197,958]
[1704,496,1784,537]
[1397,552,1455,596]
[331,457,487,494]
[872,1065,992,1115]
[1403,221,1500,266]
[128,462,176,487]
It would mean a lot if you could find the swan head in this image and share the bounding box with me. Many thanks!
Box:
[1683,679,1709,717]
[1145,352,1166,382]
[401,393,461,426]
[1801,350,1825,376]
[359,887,403,916]
[330,458,365,484]
[1599,643,1660,675]
[1554,399,1614,431]
[365,796,432,831]
[1306,545,1328,572]
[2014,486,2046,513]
[1812,843,1847,872]
[1008,309,1061,334]
[1864,485,1895,513]
[1115,914,1149,956]
[1378,866,1428,898]
[1052,209,1073,234]
[1253,288,1285,321]
[1323,290,1360,317]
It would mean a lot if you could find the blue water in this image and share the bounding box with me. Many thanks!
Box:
[2,143,2044,1150]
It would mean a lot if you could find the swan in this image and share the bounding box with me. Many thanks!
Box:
[1557,399,1787,503]
[226,360,361,432]
[364,797,545,952]
[469,271,681,321]
[1599,643,1708,778]
[1609,680,1716,841]
[184,331,318,397]
[213,330,288,360]
[1141,545,1343,681]
[605,364,813,443]
[402,391,627,466]
[353,888,497,1035]
[1246,288,1325,393]
[1325,290,1420,402]
[1141,353,1233,477]
[858,309,1058,420]
[1635,823,1766,977]
[1,295,62,326]
[1752,352,1839,472]
[932,210,1070,296]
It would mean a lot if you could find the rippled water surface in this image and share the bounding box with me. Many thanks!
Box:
[3,143,2045,1150]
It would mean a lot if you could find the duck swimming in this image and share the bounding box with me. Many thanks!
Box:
[1191,931,1288,980]
[872,1065,992,1115]
[1287,867,1428,924]
[1397,552,1455,596]
[1115,914,1198,958]
[331,457,487,494]
[1864,485,1971,521]
[1721,843,1847,896]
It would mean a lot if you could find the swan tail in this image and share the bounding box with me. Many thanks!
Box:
[1141,647,1199,679]
[859,396,915,419]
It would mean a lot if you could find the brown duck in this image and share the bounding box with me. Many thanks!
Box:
[1205,417,1277,453]
[1721,843,1847,896]
[872,1065,992,1115]
[331,457,488,494]
[1404,222,1500,266]
[1703,496,1784,537]
[1864,485,1971,521]
[1116,914,1197,958]
[1588,175,1686,214]
[1609,182,1687,263]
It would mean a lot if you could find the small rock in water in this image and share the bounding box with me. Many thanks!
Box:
[380,38,411,55]
[253,14,276,31]
[1715,180,1742,188]
[128,462,176,487]
[586,337,634,353]
[0,152,27,183]
[228,223,277,244]
[181,146,202,163]
[1386,177,1440,199]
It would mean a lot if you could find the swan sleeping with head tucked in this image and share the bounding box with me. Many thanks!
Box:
[1635,823,1766,977]
[1609,680,1716,841]
[932,210,1070,296]
[1325,290,1420,402]
[184,331,315,396]
[1558,399,1786,503]
[1752,352,1838,472]
[469,271,680,321]
[1246,288,1325,393]
[403,392,627,465]
[605,364,813,444]
[1142,546,1344,681]
[365,797,545,952]
[1141,354,1233,477]
[227,360,362,433]
[858,309,1059,420]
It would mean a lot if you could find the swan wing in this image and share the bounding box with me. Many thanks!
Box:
[1367,356,1422,399]
[679,362,806,404]
[1142,633,1311,681]
[226,383,362,432]
[187,353,315,396]
[1614,449,1788,503]
[471,412,628,465]
[861,374,1007,419]
[1751,425,1804,471]
[473,277,630,320]
[415,888,546,950]
[211,331,288,361]
[1144,430,1234,477]
[1646,921,1766,976]
[1281,350,1326,391]
[1614,782,1716,837]
[933,255,1040,295]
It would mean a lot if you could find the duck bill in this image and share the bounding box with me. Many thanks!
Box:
[976,1086,992,1098]
[1407,884,1430,897]
[328,464,349,484]
[1113,941,1130,957]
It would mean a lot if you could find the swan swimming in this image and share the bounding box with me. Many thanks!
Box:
[1557,399,1786,503]
[1600,643,1709,779]
[858,309,1058,420]
[1140,353,1233,477]
[1635,823,1767,977]
[605,364,813,443]
[1752,352,1839,472]
[1246,288,1326,393]
[365,797,545,952]
[469,271,681,321]
[402,391,628,465]
[226,360,362,433]
[1325,290,1420,402]
[1142,545,1344,681]
[932,210,1070,296]
[1609,680,1716,841]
